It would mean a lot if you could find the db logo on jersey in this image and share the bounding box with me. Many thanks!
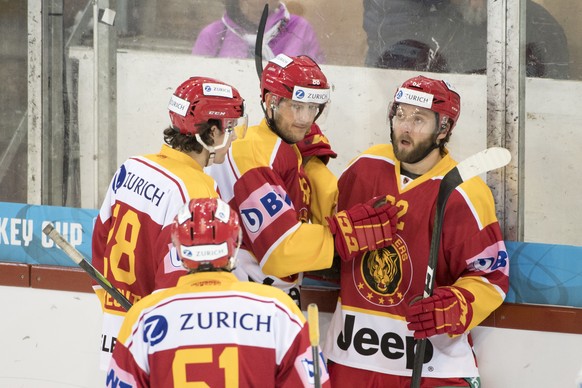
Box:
[468,250,508,273]
[240,208,263,233]
[239,184,292,238]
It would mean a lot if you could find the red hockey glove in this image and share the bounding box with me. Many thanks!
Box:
[326,196,398,262]
[296,123,337,165]
[406,287,473,339]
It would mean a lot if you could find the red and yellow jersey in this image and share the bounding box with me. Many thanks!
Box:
[92,144,219,369]
[107,271,330,388]
[323,144,509,378]
[207,119,335,296]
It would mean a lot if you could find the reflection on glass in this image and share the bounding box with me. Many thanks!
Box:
[0,3,27,203]
[363,0,569,79]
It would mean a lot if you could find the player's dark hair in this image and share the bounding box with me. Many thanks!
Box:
[163,120,221,153]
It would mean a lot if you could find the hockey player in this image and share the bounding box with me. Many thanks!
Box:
[107,197,331,387]
[92,76,246,369]
[207,53,399,306]
[323,75,509,387]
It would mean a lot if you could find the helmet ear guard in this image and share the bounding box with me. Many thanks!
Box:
[439,117,451,133]
[268,93,279,111]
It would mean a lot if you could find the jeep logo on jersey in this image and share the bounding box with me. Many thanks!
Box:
[239,185,292,238]
[168,94,190,116]
[355,235,413,307]
[337,314,434,369]
[395,88,433,109]
[143,315,168,346]
[203,83,233,98]
[292,86,330,104]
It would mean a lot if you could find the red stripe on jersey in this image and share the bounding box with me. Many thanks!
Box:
[131,156,188,203]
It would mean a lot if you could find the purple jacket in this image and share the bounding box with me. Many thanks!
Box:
[192,4,324,63]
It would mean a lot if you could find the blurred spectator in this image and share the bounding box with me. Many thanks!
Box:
[193,0,324,62]
[364,0,569,78]
[363,0,437,67]
[376,39,448,72]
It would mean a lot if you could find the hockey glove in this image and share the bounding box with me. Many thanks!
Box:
[326,196,398,262]
[406,287,473,339]
[296,123,337,165]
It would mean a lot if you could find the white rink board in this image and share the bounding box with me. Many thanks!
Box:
[0,286,106,387]
[2,285,582,387]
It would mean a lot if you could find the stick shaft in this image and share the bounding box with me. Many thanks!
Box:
[254,4,269,79]
[410,147,511,387]
[307,303,321,388]
[42,223,133,311]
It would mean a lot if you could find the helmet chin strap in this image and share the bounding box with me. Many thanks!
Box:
[195,133,217,167]
[411,140,440,164]
[262,100,298,144]
[261,100,277,131]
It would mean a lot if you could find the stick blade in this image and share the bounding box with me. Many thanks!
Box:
[456,147,511,182]
[42,223,55,236]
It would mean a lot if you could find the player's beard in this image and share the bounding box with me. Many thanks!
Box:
[272,113,311,144]
[392,132,437,164]
[457,0,487,26]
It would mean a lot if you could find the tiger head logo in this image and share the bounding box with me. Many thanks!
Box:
[354,235,412,307]
[363,247,402,295]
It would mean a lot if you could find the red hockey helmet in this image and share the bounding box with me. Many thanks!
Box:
[260,54,330,105]
[168,76,245,135]
[171,198,242,272]
[389,75,461,131]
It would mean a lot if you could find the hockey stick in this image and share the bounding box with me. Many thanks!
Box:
[307,303,322,388]
[42,223,133,311]
[410,147,511,388]
[254,3,269,79]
